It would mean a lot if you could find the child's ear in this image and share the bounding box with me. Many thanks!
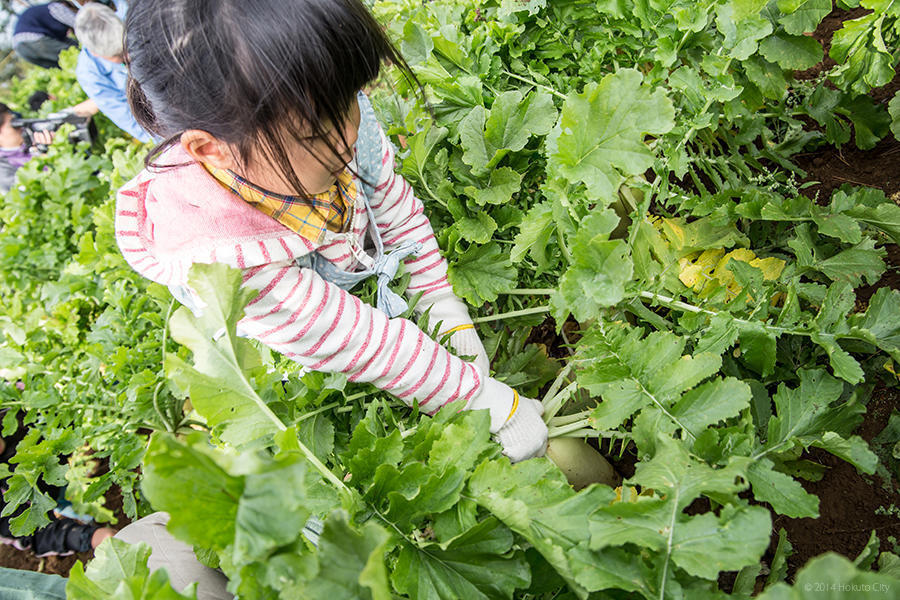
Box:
[181,130,237,170]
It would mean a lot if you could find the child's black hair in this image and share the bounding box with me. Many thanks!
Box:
[124,0,416,197]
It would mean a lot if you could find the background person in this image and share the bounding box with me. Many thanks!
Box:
[26,90,98,117]
[0,103,36,193]
[114,513,233,600]
[0,428,115,560]
[0,512,230,600]
[12,2,83,69]
[0,101,96,194]
[74,3,150,142]
[0,102,54,194]
[27,91,51,112]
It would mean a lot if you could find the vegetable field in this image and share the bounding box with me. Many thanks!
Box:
[2,1,900,598]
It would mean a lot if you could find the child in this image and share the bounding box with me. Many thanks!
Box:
[115,0,547,462]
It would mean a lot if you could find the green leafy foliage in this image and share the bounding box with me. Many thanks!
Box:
[392,518,529,600]
[447,242,517,305]
[828,3,900,96]
[3,0,899,598]
[141,433,343,597]
[164,264,277,447]
[459,90,555,174]
[0,64,168,530]
[298,511,393,600]
[576,321,742,437]
[617,437,770,580]
[546,69,674,199]
[553,210,633,322]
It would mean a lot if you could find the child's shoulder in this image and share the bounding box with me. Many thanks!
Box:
[116,146,316,280]
[119,146,280,235]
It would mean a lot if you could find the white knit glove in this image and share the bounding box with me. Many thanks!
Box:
[494,396,548,463]
[466,377,548,463]
[421,294,490,374]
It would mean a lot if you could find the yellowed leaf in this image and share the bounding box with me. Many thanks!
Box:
[712,249,786,300]
[655,217,686,248]
[612,485,652,504]
[750,256,786,281]
[885,361,899,382]
[678,249,724,291]
[713,249,756,283]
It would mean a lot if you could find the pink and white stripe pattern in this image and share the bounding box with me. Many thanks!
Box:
[115,131,495,415]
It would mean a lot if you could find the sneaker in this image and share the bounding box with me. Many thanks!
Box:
[30,517,99,557]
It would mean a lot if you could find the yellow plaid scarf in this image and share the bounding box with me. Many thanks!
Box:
[204,165,355,244]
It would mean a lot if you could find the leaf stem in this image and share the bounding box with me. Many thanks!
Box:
[659,490,681,600]
[295,401,341,423]
[503,288,554,295]
[543,381,578,425]
[639,291,715,315]
[418,177,447,209]
[472,305,550,323]
[206,313,350,495]
[547,424,629,439]
[151,381,174,433]
[548,409,592,427]
[501,69,567,100]
[344,390,369,403]
[638,291,801,338]
[293,429,349,493]
[541,363,573,406]
[160,298,176,363]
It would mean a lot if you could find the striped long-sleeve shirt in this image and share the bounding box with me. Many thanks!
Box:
[115,120,514,429]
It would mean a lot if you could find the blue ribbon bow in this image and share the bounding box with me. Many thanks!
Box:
[373,240,422,317]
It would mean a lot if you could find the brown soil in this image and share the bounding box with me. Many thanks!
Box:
[526,316,581,361]
[745,4,900,582]
[0,543,91,578]
[857,244,900,310]
[792,2,900,202]
[793,125,900,202]
[771,386,900,579]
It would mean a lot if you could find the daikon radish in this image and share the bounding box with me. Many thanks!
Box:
[546,437,620,490]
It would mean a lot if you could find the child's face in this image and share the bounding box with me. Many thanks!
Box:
[0,113,24,148]
[240,101,362,196]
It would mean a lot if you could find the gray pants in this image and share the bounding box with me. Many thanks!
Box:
[114,512,233,600]
[13,36,77,69]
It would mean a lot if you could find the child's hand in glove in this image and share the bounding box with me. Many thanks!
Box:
[422,294,548,462]
[466,378,548,463]
[494,394,548,463]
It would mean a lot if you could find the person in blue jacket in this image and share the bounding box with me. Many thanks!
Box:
[73,2,150,142]
[12,2,82,69]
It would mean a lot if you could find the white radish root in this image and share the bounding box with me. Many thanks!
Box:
[546,437,621,490]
